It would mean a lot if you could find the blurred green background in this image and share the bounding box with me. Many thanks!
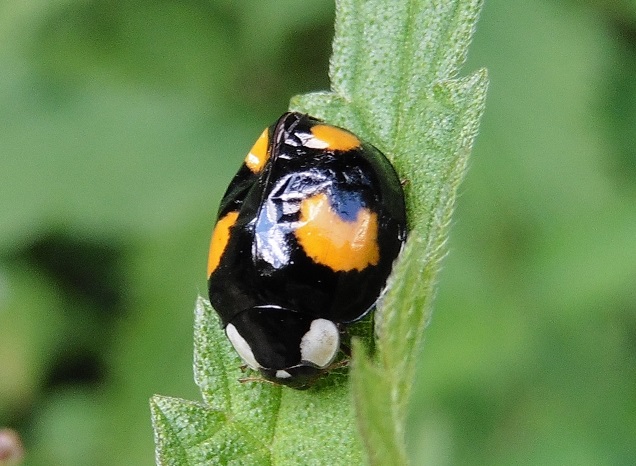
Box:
[1,0,635,464]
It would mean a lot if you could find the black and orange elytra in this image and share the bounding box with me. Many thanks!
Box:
[207,112,406,388]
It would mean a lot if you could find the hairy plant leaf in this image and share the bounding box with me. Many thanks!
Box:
[152,0,487,464]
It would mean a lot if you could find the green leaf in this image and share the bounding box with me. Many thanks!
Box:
[152,0,486,464]
[150,396,269,465]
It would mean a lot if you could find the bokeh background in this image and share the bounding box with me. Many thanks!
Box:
[1,0,635,464]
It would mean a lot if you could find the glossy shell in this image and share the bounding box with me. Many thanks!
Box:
[207,112,406,387]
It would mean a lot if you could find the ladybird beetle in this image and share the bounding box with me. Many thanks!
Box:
[207,112,406,388]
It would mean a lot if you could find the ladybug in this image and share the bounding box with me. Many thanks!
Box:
[207,112,406,388]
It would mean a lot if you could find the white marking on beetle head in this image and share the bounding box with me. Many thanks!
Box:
[299,319,339,368]
[226,324,261,370]
[275,370,292,379]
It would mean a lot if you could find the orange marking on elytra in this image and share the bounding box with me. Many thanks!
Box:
[245,129,269,173]
[309,125,361,151]
[295,193,379,272]
[207,211,239,277]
